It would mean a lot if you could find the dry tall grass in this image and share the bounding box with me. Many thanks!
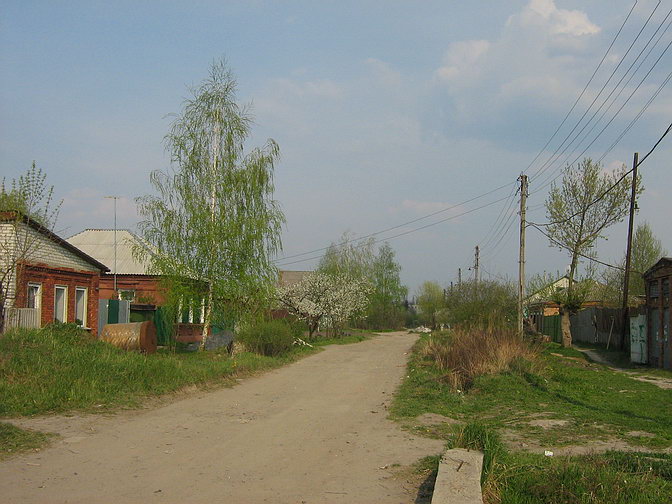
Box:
[422,327,540,391]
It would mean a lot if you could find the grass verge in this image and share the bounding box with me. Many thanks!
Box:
[0,422,53,460]
[392,335,672,449]
[0,324,321,417]
[392,330,672,503]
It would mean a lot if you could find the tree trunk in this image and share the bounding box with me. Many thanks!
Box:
[199,284,213,351]
[561,307,572,348]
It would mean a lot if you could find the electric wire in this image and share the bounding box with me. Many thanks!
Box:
[531,62,672,197]
[532,10,672,191]
[529,120,672,228]
[528,222,625,271]
[523,0,640,179]
[273,180,516,263]
[477,1,644,261]
[529,1,664,186]
[275,192,513,267]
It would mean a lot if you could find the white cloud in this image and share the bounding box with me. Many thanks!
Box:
[430,0,602,128]
[435,40,490,83]
[515,0,600,36]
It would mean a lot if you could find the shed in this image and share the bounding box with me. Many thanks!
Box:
[642,257,671,369]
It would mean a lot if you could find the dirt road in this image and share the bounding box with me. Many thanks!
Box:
[1,332,443,503]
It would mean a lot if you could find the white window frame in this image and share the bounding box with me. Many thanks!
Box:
[27,282,42,310]
[75,287,88,328]
[54,285,68,323]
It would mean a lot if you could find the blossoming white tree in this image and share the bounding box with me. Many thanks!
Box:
[277,272,372,339]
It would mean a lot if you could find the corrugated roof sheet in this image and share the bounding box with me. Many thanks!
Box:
[66,229,154,275]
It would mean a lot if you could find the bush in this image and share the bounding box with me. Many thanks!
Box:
[422,327,540,391]
[444,280,516,329]
[237,320,295,356]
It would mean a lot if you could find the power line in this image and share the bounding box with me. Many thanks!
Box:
[528,222,625,271]
[530,1,665,186]
[273,179,516,263]
[477,1,645,262]
[529,120,672,228]
[532,12,672,192]
[533,6,672,190]
[597,69,672,163]
[275,192,513,267]
[532,55,672,198]
[524,0,640,179]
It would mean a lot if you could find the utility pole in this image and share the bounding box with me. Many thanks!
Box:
[458,268,462,286]
[474,246,480,284]
[105,196,119,297]
[621,152,638,350]
[518,174,528,338]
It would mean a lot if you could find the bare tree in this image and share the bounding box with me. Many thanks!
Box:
[544,158,640,347]
[0,163,61,332]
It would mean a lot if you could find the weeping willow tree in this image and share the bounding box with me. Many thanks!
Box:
[136,60,284,349]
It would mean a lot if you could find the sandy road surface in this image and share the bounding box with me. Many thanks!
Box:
[1,332,443,503]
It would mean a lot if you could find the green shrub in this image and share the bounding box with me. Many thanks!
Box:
[444,280,517,329]
[237,320,295,356]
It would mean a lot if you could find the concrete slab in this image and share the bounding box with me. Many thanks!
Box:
[431,448,484,504]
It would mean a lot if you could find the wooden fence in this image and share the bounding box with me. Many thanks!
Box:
[4,307,40,331]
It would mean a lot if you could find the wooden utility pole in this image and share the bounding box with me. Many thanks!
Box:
[458,268,462,286]
[621,152,638,350]
[518,174,528,338]
[474,246,480,284]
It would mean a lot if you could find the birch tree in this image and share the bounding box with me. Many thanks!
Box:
[544,158,639,347]
[136,60,284,349]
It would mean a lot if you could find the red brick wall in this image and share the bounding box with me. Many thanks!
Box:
[16,263,101,337]
[98,275,167,304]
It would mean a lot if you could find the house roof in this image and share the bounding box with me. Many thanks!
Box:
[0,211,110,272]
[278,270,311,287]
[67,229,155,275]
[642,257,672,279]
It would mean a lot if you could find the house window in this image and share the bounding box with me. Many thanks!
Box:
[118,290,136,302]
[54,286,68,323]
[75,287,88,327]
[27,283,41,310]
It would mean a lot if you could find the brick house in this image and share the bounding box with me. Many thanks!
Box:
[67,229,165,305]
[67,229,207,343]
[1,211,109,336]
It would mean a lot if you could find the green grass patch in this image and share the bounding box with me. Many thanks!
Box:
[391,337,672,449]
[394,333,672,502]
[0,422,53,459]
[0,325,316,417]
[497,449,672,503]
[431,423,672,503]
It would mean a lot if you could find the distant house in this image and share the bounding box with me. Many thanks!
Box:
[526,275,608,316]
[1,211,109,335]
[642,257,671,369]
[278,270,311,288]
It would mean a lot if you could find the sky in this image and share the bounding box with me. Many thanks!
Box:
[2,0,671,294]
